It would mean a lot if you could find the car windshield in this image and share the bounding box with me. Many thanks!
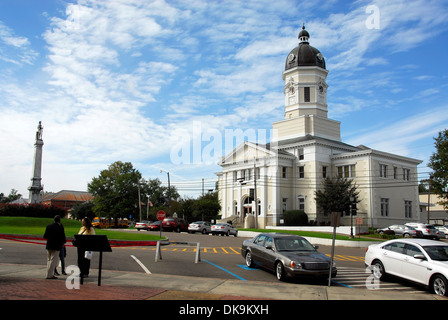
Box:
[274,238,316,252]
[423,246,448,261]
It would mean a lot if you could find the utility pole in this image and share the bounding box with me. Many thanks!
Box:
[254,158,258,229]
[160,170,171,213]
[427,175,433,224]
[137,180,142,222]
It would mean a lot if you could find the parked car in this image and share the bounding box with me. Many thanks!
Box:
[162,217,188,232]
[135,220,151,231]
[211,223,238,237]
[376,225,423,238]
[241,233,337,281]
[405,223,440,240]
[188,221,212,234]
[436,227,448,239]
[365,238,448,296]
[147,220,161,231]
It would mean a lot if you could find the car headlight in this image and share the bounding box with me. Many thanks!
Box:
[290,261,302,269]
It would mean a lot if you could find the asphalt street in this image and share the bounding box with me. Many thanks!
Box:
[0,230,437,297]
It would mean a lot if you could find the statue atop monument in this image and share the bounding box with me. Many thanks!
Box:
[36,121,43,140]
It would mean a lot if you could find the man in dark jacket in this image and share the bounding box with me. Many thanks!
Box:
[43,215,66,279]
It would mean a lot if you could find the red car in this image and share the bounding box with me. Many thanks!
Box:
[162,217,188,232]
[147,221,161,231]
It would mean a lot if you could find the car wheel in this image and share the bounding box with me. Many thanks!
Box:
[371,260,386,281]
[276,261,286,281]
[431,275,448,296]
[245,251,254,268]
[403,233,411,238]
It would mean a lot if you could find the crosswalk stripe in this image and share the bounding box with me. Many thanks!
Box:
[333,267,428,295]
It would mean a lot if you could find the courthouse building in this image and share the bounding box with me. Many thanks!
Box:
[216,26,422,228]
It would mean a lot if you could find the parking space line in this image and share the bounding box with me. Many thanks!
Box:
[229,247,239,254]
[130,255,152,274]
[203,259,246,281]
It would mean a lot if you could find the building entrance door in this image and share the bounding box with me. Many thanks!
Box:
[243,196,253,218]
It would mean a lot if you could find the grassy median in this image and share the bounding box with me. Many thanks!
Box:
[0,216,163,241]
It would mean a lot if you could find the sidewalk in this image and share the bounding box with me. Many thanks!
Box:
[0,263,443,300]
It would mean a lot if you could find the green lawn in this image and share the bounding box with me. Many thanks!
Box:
[0,216,163,241]
[241,228,380,242]
[1,216,380,242]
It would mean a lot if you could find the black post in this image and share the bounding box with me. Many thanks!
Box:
[98,251,103,286]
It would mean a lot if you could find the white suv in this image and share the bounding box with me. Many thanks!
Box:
[405,223,440,240]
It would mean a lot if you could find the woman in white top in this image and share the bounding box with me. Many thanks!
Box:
[77,217,95,277]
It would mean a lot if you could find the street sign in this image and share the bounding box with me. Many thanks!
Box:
[157,210,166,221]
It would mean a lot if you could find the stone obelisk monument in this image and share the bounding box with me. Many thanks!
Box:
[28,121,44,203]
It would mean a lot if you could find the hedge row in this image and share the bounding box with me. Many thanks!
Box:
[0,203,65,218]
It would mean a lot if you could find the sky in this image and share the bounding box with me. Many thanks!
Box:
[1,0,447,199]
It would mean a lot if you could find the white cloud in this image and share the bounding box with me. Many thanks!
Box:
[346,106,448,158]
[0,20,38,65]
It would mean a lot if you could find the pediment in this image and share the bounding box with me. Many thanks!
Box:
[219,141,275,166]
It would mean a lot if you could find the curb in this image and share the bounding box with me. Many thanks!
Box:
[0,234,168,247]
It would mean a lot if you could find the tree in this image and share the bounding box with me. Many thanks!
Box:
[87,161,180,223]
[315,177,360,219]
[141,178,180,217]
[70,201,95,221]
[428,129,448,211]
[0,189,22,203]
[88,161,142,223]
[192,192,221,221]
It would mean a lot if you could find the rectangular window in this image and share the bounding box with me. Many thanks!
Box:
[405,200,412,218]
[394,167,398,179]
[337,165,355,178]
[403,168,410,181]
[233,171,237,182]
[380,164,387,178]
[297,197,305,211]
[298,166,305,179]
[282,167,287,178]
[381,198,389,217]
[282,198,288,213]
[322,166,328,178]
[304,87,310,102]
[298,148,304,160]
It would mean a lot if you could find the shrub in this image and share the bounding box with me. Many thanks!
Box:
[0,203,65,218]
[283,210,308,226]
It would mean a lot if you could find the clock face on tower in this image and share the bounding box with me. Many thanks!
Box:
[288,53,295,62]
